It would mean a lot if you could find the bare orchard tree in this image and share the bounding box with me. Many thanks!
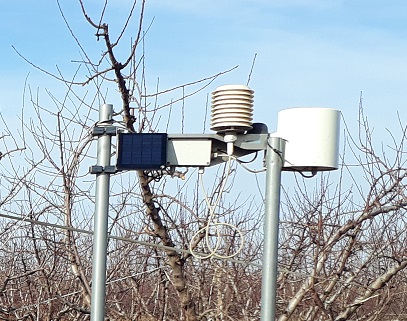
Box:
[1,1,261,320]
[277,102,407,321]
[3,1,407,321]
[0,94,263,320]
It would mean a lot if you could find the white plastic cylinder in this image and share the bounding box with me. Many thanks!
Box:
[275,107,341,172]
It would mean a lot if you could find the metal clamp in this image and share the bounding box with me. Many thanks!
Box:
[89,165,117,174]
[92,126,117,137]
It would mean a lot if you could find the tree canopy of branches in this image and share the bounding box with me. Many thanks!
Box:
[1,1,407,321]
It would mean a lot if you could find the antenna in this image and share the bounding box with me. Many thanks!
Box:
[210,84,254,155]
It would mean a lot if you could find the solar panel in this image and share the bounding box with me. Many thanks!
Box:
[116,133,168,170]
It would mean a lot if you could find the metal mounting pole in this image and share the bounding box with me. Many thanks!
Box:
[90,104,113,321]
[260,136,285,321]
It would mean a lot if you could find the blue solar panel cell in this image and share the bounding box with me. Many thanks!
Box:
[116,133,168,170]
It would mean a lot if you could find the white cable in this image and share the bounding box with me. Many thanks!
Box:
[236,159,267,173]
[216,151,267,173]
[189,156,245,260]
[0,211,260,267]
[3,123,97,245]
[3,166,65,246]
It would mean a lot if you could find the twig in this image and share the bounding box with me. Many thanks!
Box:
[247,53,257,86]
[12,46,84,85]
[142,66,239,98]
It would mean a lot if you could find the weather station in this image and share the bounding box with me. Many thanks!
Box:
[89,85,341,321]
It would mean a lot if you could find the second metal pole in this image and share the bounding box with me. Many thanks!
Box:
[90,104,113,321]
[260,136,285,321]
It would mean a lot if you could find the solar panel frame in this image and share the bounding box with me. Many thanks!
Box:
[116,133,168,170]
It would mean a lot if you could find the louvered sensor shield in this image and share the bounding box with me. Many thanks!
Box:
[211,84,254,134]
[210,84,254,155]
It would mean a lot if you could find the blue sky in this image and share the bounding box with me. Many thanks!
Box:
[1,0,407,144]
